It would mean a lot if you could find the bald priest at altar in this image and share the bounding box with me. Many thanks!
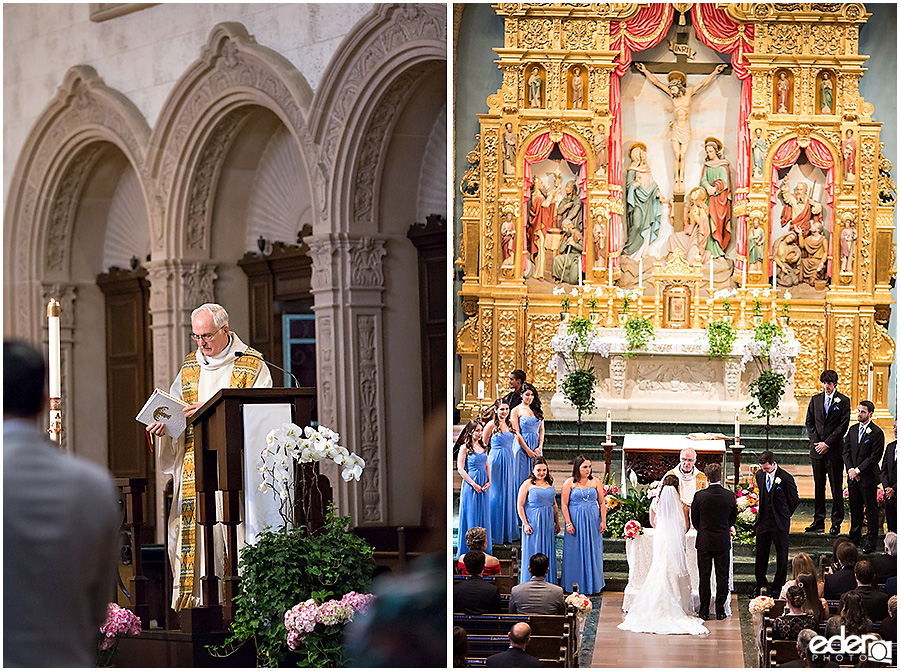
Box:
[662,447,708,507]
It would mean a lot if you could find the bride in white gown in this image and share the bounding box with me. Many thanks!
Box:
[618,478,709,635]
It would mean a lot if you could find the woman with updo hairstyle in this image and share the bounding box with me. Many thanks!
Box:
[511,382,544,487]
[773,585,818,640]
[484,398,520,544]
[561,455,606,594]
[456,421,492,561]
[825,590,872,637]
[457,526,500,576]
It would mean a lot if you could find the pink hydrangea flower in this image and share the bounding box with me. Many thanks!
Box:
[99,603,141,650]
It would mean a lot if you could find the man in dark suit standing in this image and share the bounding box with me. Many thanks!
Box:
[804,369,851,535]
[454,551,502,615]
[485,622,542,667]
[691,462,737,620]
[843,400,885,553]
[755,450,800,597]
[881,421,897,533]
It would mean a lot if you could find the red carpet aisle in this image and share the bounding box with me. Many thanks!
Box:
[592,593,744,667]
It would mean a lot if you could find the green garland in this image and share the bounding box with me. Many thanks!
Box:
[706,318,737,359]
[623,316,654,357]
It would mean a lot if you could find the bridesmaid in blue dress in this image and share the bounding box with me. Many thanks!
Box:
[511,383,544,488]
[485,399,520,544]
[517,457,560,583]
[456,421,492,558]
[561,455,607,594]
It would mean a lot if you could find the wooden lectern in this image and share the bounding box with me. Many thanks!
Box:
[183,387,316,632]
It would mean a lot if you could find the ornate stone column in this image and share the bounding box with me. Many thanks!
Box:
[308,234,388,525]
[41,283,77,453]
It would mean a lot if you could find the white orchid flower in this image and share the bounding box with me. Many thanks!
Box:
[553,285,565,295]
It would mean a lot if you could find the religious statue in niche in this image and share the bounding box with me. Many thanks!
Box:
[592,216,607,270]
[676,186,714,265]
[748,214,766,273]
[773,230,802,287]
[819,71,834,115]
[527,67,543,108]
[552,219,583,285]
[842,129,857,182]
[839,218,858,273]
[502,123,516,177]
[623,142,666,256]
[778,178,823,236]
[751,128,767,179]
[634,62,728,193]
[526,175,557,277]
[699,138,732,254]
[593,124,608,178]
[798,221,828,287]
[556,180,583,234]
[570,66,585,109]
[775,71,792,114]
[501,211,517,267]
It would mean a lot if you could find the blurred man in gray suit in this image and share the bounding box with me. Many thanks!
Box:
[509,553,565,615]
[4,341,120,667]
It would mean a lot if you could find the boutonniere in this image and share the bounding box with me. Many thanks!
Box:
[865,427,871,435]
[833,397,840,404]
[774,477,782,486]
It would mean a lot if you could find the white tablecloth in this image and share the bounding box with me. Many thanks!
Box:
[622,528,734,617]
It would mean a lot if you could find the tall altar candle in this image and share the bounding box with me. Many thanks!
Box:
[47,299,61,398]
[742,263,747,289]
[734,412,740,444]
[638,256,643,289]
[462,384,466,401]
[608,257,613,288]
[772,265,777,291]
[867,363,874,398]
[606,409,612,442]
[709,258,714,290]
[477,380,485,399]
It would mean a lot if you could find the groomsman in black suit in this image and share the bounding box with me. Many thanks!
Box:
[804,369,851,535]
[691,462,737,620]
[755,450,800,597]
[843,400,885,553]
[882,421,897,533]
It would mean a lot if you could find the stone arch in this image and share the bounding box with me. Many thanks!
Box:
[3,65,151,340]
[146,22,316,259]
[310,3,447,234]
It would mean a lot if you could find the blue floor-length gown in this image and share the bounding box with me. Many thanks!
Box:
[488,429,520,544]
[457,450,492,557]
[520,485,558,583]
[562,485,606,594]
[516,414,542,486]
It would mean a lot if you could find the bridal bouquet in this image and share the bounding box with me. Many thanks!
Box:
[748,595,775,614]
[565,592,593,614]
[623,519,643,539]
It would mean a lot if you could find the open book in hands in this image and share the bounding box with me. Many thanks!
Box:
[135,388,188,438]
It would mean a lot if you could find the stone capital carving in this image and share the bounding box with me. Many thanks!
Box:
[347,238,386,290]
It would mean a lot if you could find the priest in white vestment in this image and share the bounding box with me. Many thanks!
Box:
[664,447,708,507]
[148,303,271,610]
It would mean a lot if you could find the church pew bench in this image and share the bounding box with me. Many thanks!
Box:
[452,573,517,594]
[466,634,566,666]
[453,612,576,667]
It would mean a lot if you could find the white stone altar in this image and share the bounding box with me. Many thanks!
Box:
[548,326,800,423]
[621,434,727,491]
[622,528,734,617]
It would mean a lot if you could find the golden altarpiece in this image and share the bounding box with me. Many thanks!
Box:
[456,3,895,427]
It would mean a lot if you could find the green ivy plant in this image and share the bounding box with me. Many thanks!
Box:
[560,295,571,312]
[721,297,732,316]
[706,318,737,359]
[559,317,597,419]
[211,507,374,668]
[623,316,654,357]
[745,321,790,450]
[587,295,600,311]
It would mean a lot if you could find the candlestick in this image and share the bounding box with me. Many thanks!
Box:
[477,380,485,399]
[638,256,643,289]
[606,409,612,442]
[608,257,613,288]
[772,264,777,291]
[709,258,714,291]
[734,411,740,444]
[742,263,747,289]
[47,299,61,398]
[462,384,466,401]
[867,363,874,399]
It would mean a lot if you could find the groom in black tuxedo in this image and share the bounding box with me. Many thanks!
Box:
[754,450,799,597]
[804,369,851,535]
[691,462,737,620]
[843,400,885,553]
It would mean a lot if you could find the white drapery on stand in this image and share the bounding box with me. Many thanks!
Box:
[242,403,293,544]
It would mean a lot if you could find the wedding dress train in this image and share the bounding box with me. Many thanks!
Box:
[617,486,709,635]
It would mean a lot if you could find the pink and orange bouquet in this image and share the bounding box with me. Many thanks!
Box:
[623,519,643,539]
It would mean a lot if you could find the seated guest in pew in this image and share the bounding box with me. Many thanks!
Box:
[871,532,897,584]
[509,553,565,616]
[796,573,827,624]
[455,551,502,615]
[485,622,543,668]
[779,628,840,668]
[880,595,897,643]
[823,542,859,600]
[458,527,501,576]
[851,560,890,621]
[453,625,470,667]
[885,575,897,598]
[781,552,825,599]
[820,535,853,575]
[774,586,820,641]
[825,591,872,638]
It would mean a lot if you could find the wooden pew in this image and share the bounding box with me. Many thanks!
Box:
[466,634,566,667]
[452,573,517,595]
[453,612,576,667]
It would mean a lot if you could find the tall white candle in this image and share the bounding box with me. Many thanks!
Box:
[606,409,612,442]
[638,256,643,289]
[742,262,747,288]
[495,383,499,400]
[735,411,740,444]
[462,384,466,401]
[47,299,61,398]
[477,380,485,399]
[772,264,777,291]
[608,257,613,288]
[709,258,714,290]
[868,363,874,399]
